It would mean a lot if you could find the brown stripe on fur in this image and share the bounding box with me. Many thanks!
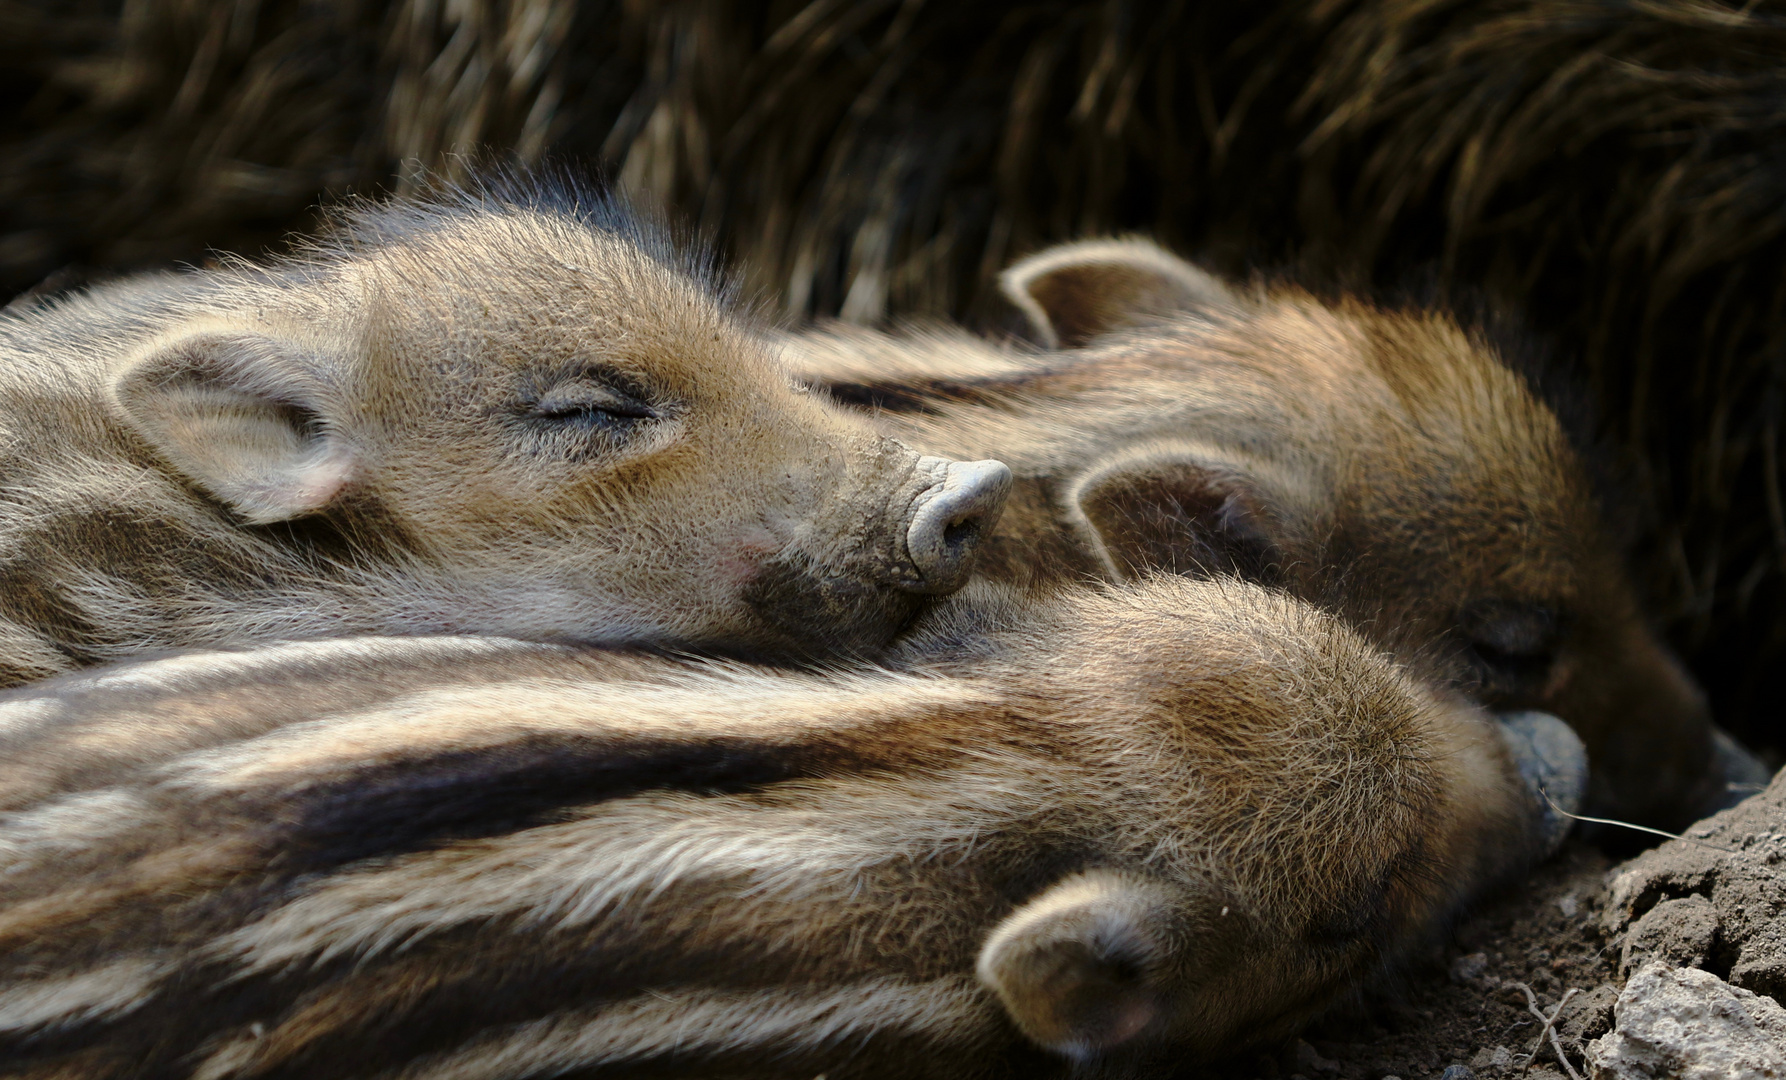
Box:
[0,673,1019,896]
[202,765,1078,982]
[0,579,1549,1076]
[0,832,265,959]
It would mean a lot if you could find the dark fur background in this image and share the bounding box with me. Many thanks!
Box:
[4,0,1781,750]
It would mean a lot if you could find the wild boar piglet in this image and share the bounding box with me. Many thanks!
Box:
[0,576,1584,1078]
[788,240,1762,832]
[0,180,1010,682]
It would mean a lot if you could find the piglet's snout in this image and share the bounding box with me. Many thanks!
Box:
[1497,710,1588,860]
[901,456,1012,595]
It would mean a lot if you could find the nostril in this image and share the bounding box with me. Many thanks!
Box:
[942,515,981,550]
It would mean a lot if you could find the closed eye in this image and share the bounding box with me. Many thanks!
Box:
[527,381,659,424]
[1458,600,1562,697]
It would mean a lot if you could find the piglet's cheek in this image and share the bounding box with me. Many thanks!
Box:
[713,528,781,588]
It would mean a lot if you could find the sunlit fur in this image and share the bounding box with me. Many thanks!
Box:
[783,241,1720,831]
[0,180,997,683]
[0,577,1548,1078]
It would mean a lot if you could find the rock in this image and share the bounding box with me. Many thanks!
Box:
[1733,939,1786,1005]
[1469,1045,1514,1075]
[1586,960,1786,1079]
[1557,984,1620,1054]
[1450,952,1491,985]
[1600,767,1786,1002]
[1439,1067,1478,1080]
[1620,895,1719,977]
[1291,1038,1341,1074]
[1602,839,1722,939]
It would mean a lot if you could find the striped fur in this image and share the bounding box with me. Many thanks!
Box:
[0,177,1008,683]
[0,577,1561,1078]
[782,239,1743,833]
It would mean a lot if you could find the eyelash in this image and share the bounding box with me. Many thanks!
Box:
[530,395,656,423]
[505,370,671,462]
[524,377,659,425]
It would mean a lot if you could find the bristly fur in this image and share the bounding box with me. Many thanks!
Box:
[0,577,1554,1078]
[4,0,1776,746]
[0,179,1010,683]
[306,167,732,304]
[783,239,1733,834]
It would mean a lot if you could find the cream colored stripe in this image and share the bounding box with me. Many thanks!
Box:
[207,766,1059,977]
[0,789,150,880]
[75,636,516,694]
[0,697,63,741]
[167,669,994,793]
[378,977,993,1080]
[0,959,160,1034]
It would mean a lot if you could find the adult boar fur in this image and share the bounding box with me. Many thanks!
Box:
[0,182,1010,681]
[786,239,1751,833]
[0,577,1583,1078]
[6,0,1779,749]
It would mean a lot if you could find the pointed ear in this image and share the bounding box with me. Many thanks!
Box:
[1063,443,1286,583]
[114,332,357,524]
[1000,239,1240,349]
[978,871,1179,1059]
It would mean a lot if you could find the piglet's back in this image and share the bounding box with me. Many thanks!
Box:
[0,577,1574,1077]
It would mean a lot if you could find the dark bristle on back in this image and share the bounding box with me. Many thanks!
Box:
[3,0,1783,750]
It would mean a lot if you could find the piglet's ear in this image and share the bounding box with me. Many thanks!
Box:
[1066,443,1286,584]
[1000,239,1240,349]
[977,871,1178,1060]
[114,332,357,525]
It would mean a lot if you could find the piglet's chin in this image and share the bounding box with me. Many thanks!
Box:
[740,554,926,660]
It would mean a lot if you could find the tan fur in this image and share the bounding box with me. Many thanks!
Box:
[782,239,1726,830]
[0,577,1569,1077]
[0,180,1010,680]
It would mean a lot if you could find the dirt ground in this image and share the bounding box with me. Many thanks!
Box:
[1206,842,1615,1080]
[1209,767,1786,1080]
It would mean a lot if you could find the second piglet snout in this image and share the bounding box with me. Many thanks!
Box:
[901,456,1012,595]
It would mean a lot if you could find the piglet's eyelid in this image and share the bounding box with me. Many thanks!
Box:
[1462,602,1560,648]
[531,379,658,418]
